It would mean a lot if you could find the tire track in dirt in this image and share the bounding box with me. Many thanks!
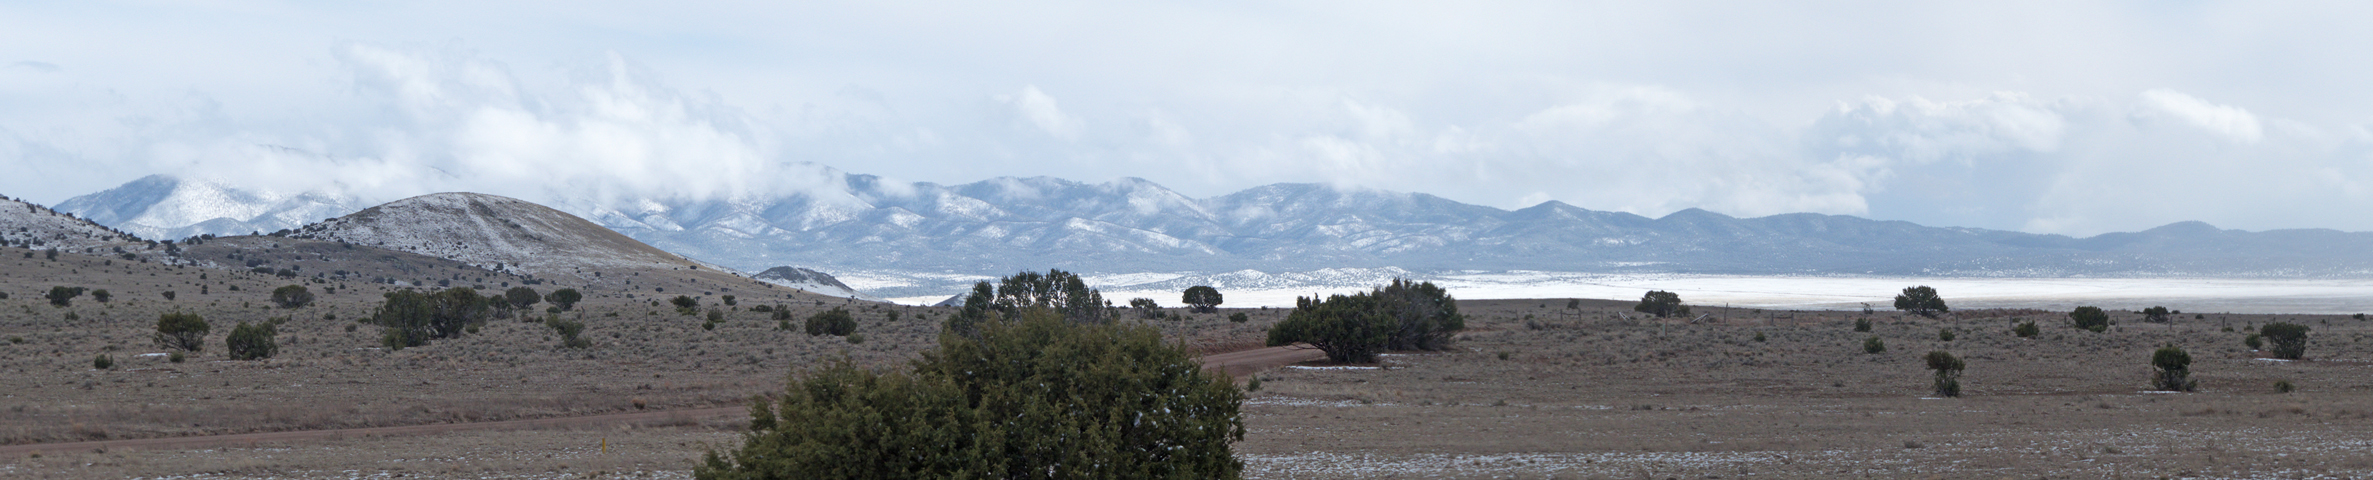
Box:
[0,344,1323,455]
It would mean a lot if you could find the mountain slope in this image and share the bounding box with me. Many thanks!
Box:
[0,194,158,257]
[289,192,711,278]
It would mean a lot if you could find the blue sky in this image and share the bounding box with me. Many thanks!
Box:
[3,1,2370,236]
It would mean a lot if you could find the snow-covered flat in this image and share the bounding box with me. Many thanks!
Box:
[874,268,2373,314]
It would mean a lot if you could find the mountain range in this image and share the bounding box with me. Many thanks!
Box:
[52,171,2373,283]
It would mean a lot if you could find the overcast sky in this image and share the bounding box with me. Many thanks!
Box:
[3,1,2370,236]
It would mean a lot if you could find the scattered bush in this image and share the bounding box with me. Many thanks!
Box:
[699,309,1244,479]
[846,332,864,344]
[1266,279,1465,363]
[544,288,583,311]
[46,286,84,307]
[706,308,726,322]
[1853,317,1873,332]
[226,322,279,360]
[161,291,175,301]
[1893,286,1948,318]
[546,316,590,349]
[1938,329,1955,342]
[1182,285,1224,313]
[1130,297,1163,318]
[374,287,492,350]
[1754,331,1767,342]
[670,296,699,315]
[721,295,737,306]
[503,287,541,309]
[805,307,857,337]
[2244,333,2264,351]
[2142,306,2172,323]
[1229,312,1250,323]
[271,285,314,308]
[90,289,111,303]
[1924,350,1964,397]
[1246,376,1262,392]
[93,354,113,370]
[168,351,185,363]
[2275,380,2296,393]
[2069,306,2109,333]
[2260,322,2310,360]
[1863,336,1886,354]
[154,312,211,352]
[1633,290,1689,318]
[2149,345,2196,392]
[2013,320,2040,338]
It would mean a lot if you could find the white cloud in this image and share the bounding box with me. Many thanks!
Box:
[2136,89,2263,143]
[999,85,1081,140]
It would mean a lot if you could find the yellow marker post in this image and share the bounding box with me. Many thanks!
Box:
[601,437,607,455]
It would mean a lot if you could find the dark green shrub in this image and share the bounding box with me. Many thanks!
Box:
[93,354,113,370]
[374,287,491,350]
[2013,320,2040,338]
[46,286,84,307]
[546,316,590,349]
[168,351,185,363]
[1924,350,1963,397]
[90,289,111,303]
[2070,306,2109,333]
[270,285,313,308]
[2260,323,2310,359]
[1853,318,1872,332]
[2275,380,2296,393]
[503,287,541,309]
[706,308,725,322]
[721,295,737,306]
[544,288,582,311]
[1130,297,1163,319]
[1938,329,1955,342]
[805,307,856,336]
[1182,285,1224,313]
[1228,312,1250,323]
[1246,376,1262,392]
[670,296,699,315]
[1633,290,1688,318]
[226,322,279,360]
[1863,336,1886,354]
[1754,331,1767,342]
[1893,286,1948,318]
[154,312,211,352]
[1267,293,1391,363]
[846,332,864,344]
[2150,345,2196,392]
[2142,306,2172,323]
[699,309,1244,479]
[2245,333,2264,350]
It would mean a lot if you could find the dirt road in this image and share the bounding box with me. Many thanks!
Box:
[0,344,1321,456]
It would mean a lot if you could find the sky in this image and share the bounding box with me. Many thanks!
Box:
[3,1,2371,236]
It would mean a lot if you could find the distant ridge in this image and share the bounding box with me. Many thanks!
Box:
[56,170,2373,279]
[752,266,871,300]
[0,194,159,258]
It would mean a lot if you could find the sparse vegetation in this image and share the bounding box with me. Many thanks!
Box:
[2260,322,2309,359]
[1925,350,1963,397]
[373,287,491,350]
[90,289,111,303]
[2070,306,2110,333]
[2013,319,2040,338]
[2142,306,2173,323]
[1229,312,1249,323]
[2150,345,2196,392]
[1854,317,1872,332]
[93,354,113,370]
[1938,328,1955,342]
[545,316,590,349]
[1894,286,1947,318]
[1633,290,1688,318]
[544,288,582,311]
[1863,336,1886,354]
[46,286,84,307]
[1130,297,1163,318]
[2245,333,2264,350]
[669,295,699,315]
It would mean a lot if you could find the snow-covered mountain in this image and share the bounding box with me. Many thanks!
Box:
[54,169,2373,284]
[0,194,159,257]
[751,266,871,300]
[286,192,716,279]
[54,175,365,241]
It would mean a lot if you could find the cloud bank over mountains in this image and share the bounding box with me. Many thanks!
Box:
[3,3,2371,236]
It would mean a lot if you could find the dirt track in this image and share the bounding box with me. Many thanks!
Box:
[0,344,1322,456]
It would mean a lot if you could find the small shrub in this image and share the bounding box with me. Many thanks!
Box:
[46,286,84,307]
[1229,312,1249,323]
[2013,320,2040,338]
[2275,380,2296,393]
[91,289,111,303]
[1754,331,1767,342]
[1853,318,1872,332]
[1633,290,1689,318]
[706,308,725,322]
[846,332,864,344]
[702,321,717,331]
[168,351,185,363]
[1938,329,1955,342]
[93,354,113,370]
[1495,351,1511,360]
[544,289,583,311]
[546,316,590,349]
[670,295,699,315]
[2245,333,2264,350]
[225,322,279,360]
[1246,376,1262,392]
[804,307,857,337]
[1864,336,1886,354]
[2150,345,2197,392]
[2260,323,2310,360]
[270,285,314,308]
[154,312,211,352]
[1924,350,1963,397]
[2069,306,2109,332]
[721,295,737,306]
